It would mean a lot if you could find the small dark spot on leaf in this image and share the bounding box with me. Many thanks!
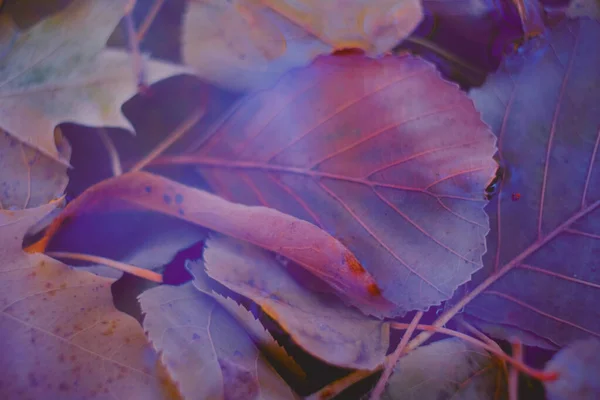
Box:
[192,333,201,340]
[58,382,69,391]
[145,186,152,193]
[163,194,172,205]
[175,194,183,204]
[178,208,184,216]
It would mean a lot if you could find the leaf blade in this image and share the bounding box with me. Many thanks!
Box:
[176,54,497,315]
[465,18,600,345]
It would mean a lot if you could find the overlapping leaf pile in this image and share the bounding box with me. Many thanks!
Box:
[2,0,600,399]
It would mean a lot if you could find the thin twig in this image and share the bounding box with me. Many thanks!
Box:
[129,108,205,173]
[305,370,374,400]
[392,323,557,382]
[509,338,522,400]
[46,251,163,283]
[403,36,486,78]
[124,0,147,89]
[136,0,165,42]
[307,322,558,400]
[456,317,508,377]
[97,128,122,176]
[370,312,423,400]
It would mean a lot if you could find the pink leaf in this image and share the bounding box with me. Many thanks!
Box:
[465,19,600,345]
[166,53,497,315]
[38,171,396,316]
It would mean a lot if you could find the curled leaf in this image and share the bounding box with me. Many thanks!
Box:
[33,171,395,316]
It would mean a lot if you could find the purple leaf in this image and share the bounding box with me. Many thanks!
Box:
[139,283,297,400]
[167,54,497,316]
[465,18,600,346]
[544,338,600,400]
[1,204,170,399]
[202,236,390,370]
[40,171,396,316]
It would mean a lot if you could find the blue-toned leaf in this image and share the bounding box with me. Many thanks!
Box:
[465,18,600,345]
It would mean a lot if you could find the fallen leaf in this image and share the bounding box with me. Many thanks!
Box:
[0,127,70,210]
[0,202,175,399]
[187,260,307,382]
[0,0,190,164]
[138,282,298,400]
[465,18,600,346]
[202,236,390,369]
[544,338,600,400]
[181,0,423,90]
[46,210,206,279]
[167,53,497,315]
[33,171,396,316]
[381,338,506,400]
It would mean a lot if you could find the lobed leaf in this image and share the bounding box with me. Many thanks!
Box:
[465,18,600,346]
[169,53,497,315]
[202,236,390,370]
[0,0,190,164]
[0,203,174,399]
[139,282,297,400]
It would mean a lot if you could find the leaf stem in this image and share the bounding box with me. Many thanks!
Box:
[369,312,423,400]
[97,128,122,176]
[393,323,557,382]
[307,322,558,400]
[46,251,163,283]
[509,338,523,400]
[124,0,146,90]
[136,0,165,42]
[129,108,205,173]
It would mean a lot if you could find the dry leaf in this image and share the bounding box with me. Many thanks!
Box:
[0,0,190,164]
[181,0,423,90]
[202,236,390,370]
[187,260,307,382]
[139,282,298,400]
[172,54,497,316]
[0,202,175,399]
[382,338,507,400]
[0,127,70,210]
[34,171,396,317]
